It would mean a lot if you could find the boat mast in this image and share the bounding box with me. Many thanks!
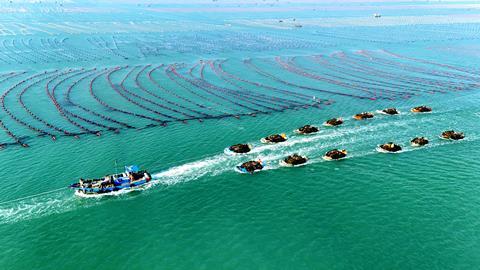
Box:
[114,159,119,174]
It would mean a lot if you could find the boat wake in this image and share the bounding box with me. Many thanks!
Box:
[0,192,76,225]
[0,106,477,224]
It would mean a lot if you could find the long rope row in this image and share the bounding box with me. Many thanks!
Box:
[308,55,422,98]
[47,68,103,135]
[108,66,172,122]
[2,71,59,140]
[19,69,79,136]
[381,49,480,79]
[198,61,294,111]
[165,64,236,115]
[357,50,478,85]
[325,53,451,95]
[244,58,372,100]
[0,72,49,146]
[287,56,413,100]
[333,52,458,93]
[148,65,217,116]
[50,69,116,134]
[207,60,308,109]
[134,65,206,120]
[64,69,133,130]
[90,67,164,125]
[189,62,285,112]
[170,64,269,114]
[274,56,381,99]
[117,66,185,121]
[216,59,319,104]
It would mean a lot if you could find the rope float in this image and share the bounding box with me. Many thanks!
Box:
[244,58,370,100]
[2,71,59,140]
[150,65,219,116]
[90,67,164,124]
[19,69,80,137]
[209,60,314,109]
[134,65,205,120]
[324,53,449,95]
[0,53,475,149]
[216,59,321,105]
[65,69,134,129]
[107,66,171,123]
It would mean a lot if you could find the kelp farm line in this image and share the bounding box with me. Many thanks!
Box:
[0,50,477,149]
[0,33,320,65]
[0,37,100,65]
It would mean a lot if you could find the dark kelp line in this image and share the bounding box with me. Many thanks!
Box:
[0,52,475,149]
[308,55,418,97]
[244,58,372,100]
[287,56,407,99]
[2,71,59,139]
[135,65,202,119]
[68,69,134,129]
[207,60,307,109]
[314,54,428,96]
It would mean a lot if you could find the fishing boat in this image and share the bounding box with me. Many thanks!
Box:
[69,165,152,197]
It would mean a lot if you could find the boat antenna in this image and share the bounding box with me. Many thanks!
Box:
[114,159,119,174]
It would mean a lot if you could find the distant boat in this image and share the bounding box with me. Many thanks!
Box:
[373,13,382,18]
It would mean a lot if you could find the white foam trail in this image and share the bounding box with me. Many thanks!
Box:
[1,110,476,224]
[0,193,76,225]
[152,154,232,184]
[153,111,470,182]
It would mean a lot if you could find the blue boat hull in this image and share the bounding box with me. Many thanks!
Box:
[69,166,152,197]
[74,179,149,195]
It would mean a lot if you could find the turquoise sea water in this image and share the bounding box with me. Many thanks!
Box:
[1,1,480,269]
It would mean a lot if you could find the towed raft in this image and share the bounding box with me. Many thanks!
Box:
[441,130,464,140]
[224,103,462,174]
[69,165,152,197]
[226,143,252,154]
[411,106,432,113]
[411,137,429,147]
[295,125,319,135]
[323,118,343,127]
[378,108,399,115]
[323,149,347,160]
[353,112,374,120]
[261,133,287,144]
[236,160,265,174]
[280,154,308,167]
[377,142,402,153]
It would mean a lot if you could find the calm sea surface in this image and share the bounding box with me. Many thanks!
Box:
[0,1,479,269]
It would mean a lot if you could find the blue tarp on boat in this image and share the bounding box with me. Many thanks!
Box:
[125,165,139,173]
